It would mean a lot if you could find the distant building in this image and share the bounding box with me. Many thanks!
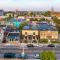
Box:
[0,10,4,16]
[52,12,60,18]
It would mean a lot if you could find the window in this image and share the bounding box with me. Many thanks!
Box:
[47,36,52,39]
[33,32,35,35]
[37,37,38,40]
[24,40,28,43]
[25,36,27,39]
[29,36,32,40]
[25,32,27,34]
[33,36,35,39]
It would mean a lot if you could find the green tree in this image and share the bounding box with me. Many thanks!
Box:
[39,39,48,43]
[19,21,28,40]
[19,21,28,31]
[42,11,51,16]
[52,16,60,33]
[40,18,46,22]
[52,16,58,23]
[40,51,56,60]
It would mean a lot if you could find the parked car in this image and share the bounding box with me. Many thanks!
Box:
[34,54,41,59]
[56,44,60,48]
[4,53,15,58]
[27,44,34,47]
[48,44,55,47]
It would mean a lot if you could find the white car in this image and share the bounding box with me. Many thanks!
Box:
[34,54,41,59]
[55,44,60,48]
[33,44,39,47]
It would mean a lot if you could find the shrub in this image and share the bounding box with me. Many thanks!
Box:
[40,51,56,60]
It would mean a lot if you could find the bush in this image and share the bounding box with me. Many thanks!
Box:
[51,40,60,43]
[39,39,48,43]
[40,51,56,60]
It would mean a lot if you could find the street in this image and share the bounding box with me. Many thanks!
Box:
[0,44,59,60]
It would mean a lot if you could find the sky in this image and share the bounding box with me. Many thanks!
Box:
[0,0,60,11]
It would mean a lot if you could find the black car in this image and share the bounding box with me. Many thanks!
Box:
[4,53,15,58]
[48,44,55,47]
[27,44,34,47]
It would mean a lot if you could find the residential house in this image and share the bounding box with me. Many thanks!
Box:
[22,21,58,43]
[22,25,39,43]
[6,27,20,44]
[39,22,58,41]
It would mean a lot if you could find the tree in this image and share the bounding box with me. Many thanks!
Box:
[19,21,28,30]
[52,16,60,33]
[42,11,51,16]
[40,18,45,21]
[52,16,58,23]
[39,39,48,43]
[40,51,56,60]
[19,21,28,40]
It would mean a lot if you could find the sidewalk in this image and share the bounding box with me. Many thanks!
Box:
[0,59,40,60]
[0,43,58,47]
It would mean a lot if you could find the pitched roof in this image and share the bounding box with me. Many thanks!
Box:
[23,25,38,30]
[38,23,57,31]
[23,21,57,31]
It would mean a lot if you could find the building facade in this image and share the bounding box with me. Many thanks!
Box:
[5,27,20,44]
[40,31,58,40]
[21,21,58,43]
[22,30,39,43]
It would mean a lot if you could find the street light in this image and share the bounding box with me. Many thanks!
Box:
[48,30,51,44]
[21,46,25,57]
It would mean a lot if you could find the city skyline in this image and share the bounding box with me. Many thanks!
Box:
[0,0,60,11]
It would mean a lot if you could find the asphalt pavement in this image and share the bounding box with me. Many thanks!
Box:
[0,44,60,60]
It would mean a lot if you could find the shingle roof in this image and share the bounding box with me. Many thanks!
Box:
[5,28,19,32]
[23,25,38,30]
[23,22,57,31]
[38,23,57,31]
[23,25,30,30]
[30,25,38,30]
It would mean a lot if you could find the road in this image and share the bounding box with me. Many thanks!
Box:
[0,44,60,60]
